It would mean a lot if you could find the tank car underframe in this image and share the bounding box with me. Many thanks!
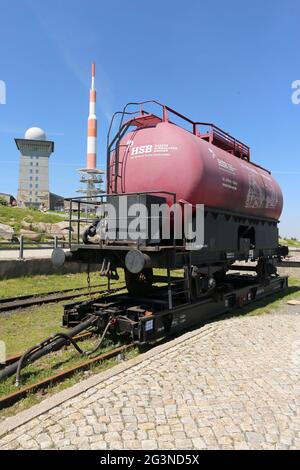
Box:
[0,272,288,383]
[62,274,288,345]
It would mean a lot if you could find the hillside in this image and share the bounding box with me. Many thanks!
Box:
[0,206,62,235]
[279,238,300,248]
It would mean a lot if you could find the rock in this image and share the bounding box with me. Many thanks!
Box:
[0,223,14,241]
[19,221,75,240]
[21,221,32,230]
[48,223,58,233]
[20,229,42,242]
[48,223,73,240]
[42,224,61,236]
[55,221,72,231]
[31,222,48,233]
[48,232,64,240]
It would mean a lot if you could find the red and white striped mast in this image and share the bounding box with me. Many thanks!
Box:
[78,62,104,201]
[87,62,97,169]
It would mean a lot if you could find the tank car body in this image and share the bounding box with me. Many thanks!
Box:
[110,121,282,222]
[53,101,287,295]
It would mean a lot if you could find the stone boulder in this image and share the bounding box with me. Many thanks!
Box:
[55,221,72,231]
[21,221,32,230]
[0,223,14,241]
[31,222,48,233]
[50,223,72,239]
[20,229,42,242]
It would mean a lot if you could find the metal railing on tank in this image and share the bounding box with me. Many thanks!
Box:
[106,100,252,194]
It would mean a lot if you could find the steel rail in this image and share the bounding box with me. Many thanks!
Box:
[276,260,300,268]
[0,286,125,313]
[0,344,135,410]
[0,331,95,369]
[0,283,113,304]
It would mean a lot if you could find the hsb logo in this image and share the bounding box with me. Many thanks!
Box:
[131,145,153,156]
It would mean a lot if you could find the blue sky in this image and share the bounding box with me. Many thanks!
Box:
[0,0,299,238]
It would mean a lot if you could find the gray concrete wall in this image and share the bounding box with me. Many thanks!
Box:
[0,259,98,279]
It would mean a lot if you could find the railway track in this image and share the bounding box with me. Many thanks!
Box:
[0,331,95,368]
[0,276,172,314]
[0,270,295,411]
[0,343,135,409]
[0,283,125,313]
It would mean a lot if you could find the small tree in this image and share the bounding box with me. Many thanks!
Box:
[0,196,8,206]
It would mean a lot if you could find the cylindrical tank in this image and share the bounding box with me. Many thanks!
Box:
[109,121,283,221]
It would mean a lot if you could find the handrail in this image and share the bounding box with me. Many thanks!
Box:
[194,121,249,147]
[65,190,176,203]
[106,101,251,171]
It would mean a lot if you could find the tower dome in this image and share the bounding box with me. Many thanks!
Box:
[24,127,47,141]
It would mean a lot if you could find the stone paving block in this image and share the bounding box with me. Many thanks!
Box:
[141,439,158,450]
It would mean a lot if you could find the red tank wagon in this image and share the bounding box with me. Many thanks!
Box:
[53,101,287,295]
[1,102,290,384]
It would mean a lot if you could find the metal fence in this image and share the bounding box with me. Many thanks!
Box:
[0,236,68,260]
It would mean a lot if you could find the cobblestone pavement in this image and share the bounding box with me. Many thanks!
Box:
[1,310,300,450]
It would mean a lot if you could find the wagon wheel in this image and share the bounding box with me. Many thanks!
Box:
[125,268,153,297]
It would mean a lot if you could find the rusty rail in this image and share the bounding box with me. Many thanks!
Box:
[0,344,134,409]
[0,285,125,313]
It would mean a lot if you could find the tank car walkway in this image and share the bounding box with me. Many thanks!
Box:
[1,308,300,450]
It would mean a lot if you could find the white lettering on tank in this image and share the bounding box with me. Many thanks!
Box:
[130,144,178,159]
[131,145,153,156]
[217,158,237,174]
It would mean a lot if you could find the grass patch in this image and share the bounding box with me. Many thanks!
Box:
[0,271,124,299]
[0,206,62,234]
[0,270,127,416]
[0,280,125,355]
[0,301,66,356]
[279,238,300,248]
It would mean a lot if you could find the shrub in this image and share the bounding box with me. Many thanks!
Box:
[29,204,38,212]
[0,196,8,206]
